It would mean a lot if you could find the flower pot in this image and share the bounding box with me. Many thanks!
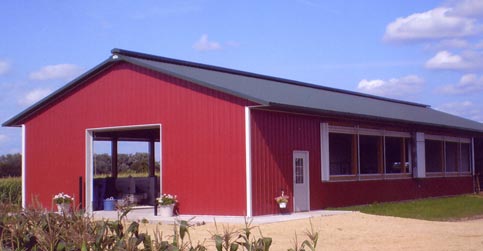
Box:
[56,203,71,214]
[158,204,174,217]
[278,202,287,208]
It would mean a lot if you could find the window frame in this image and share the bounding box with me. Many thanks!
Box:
[424,135,473,177]
[326,125,412,181]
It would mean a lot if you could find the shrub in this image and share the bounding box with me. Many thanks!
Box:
[0,177,21,205]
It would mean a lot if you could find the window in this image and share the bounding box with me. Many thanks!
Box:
[295,157,304,183]
[461,143,471,172]
[445,142,458,172]
[327,126,411,179]
[359,135,381,174]
[329,133,356,175]
[425,137,472,175]
[425,140,443,173]
[323,126,473,181]
[385,137,409,174]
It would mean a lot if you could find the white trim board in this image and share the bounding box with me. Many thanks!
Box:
[21,125,26,208]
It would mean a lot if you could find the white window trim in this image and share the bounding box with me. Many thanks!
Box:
[424,134,473,176]
[320,123,329,181]
[425,134,471,143]
[415,132,426,178]
[322,125,413,181]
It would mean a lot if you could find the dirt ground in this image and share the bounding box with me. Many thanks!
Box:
[139,212,483,251]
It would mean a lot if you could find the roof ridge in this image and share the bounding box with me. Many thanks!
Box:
[111,48,429,108]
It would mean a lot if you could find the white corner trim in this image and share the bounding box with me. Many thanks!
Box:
[245,107,252,217]
[85,130,94,213]
[21,125,26,208]
[320,123,329,181]
[471,138,475,175]
[415,132,426,178]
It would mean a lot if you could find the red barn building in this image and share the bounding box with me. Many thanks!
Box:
[4,49,483,216]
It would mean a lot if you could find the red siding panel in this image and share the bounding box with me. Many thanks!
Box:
[315,177,472,208]
[25,62,253,215]
[250,110,473,216]
[250,110,321,215]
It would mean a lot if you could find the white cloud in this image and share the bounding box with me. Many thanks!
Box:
[439,73,483,94]
[19,88,52,106]
[425,50,466,69]
[357,75,424,97]
[384,7,481,42]
[436,100,483,122]
[0,60,10,75]
[29,64,84,81]
[425,50,483,70]
[193,34,222,51]
[447,0,483,18]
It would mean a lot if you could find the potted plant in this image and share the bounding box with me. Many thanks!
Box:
[156,193,177,217]
[275,193,289,209]
[53,192,74,214]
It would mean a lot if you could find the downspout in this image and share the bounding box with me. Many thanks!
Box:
[245,105,268,217]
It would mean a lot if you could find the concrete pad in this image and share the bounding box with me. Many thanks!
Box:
[92,208,352,225]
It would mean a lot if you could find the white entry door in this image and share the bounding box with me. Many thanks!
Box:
[293,151,309,212]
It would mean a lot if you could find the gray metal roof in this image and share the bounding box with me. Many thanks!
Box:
[117,52,483,133]
[4,48,483,133]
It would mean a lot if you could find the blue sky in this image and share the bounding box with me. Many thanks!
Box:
[1,0,483,155]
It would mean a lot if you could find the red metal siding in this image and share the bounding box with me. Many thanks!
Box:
[250,110,321,215]
[24,62,253,215]
[315,177,472,208]
[250,110,474,215]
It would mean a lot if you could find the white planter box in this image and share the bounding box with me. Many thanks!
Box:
[158,204,174,217]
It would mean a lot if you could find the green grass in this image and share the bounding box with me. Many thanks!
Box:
[333,194,483,221]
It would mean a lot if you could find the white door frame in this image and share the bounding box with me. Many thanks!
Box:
[293,150,310,212]
[85,124,162,213]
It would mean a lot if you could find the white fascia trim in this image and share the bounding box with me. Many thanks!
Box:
[245,107,252,217]
[21,125,26,208]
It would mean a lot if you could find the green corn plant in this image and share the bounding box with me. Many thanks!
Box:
[235,219,271,251]
[287,219,318,251]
